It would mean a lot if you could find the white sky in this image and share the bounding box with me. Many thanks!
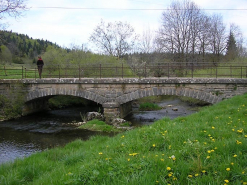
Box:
[5,0,247,49]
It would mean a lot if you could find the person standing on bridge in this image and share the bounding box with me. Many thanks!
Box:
[37,56,44,79]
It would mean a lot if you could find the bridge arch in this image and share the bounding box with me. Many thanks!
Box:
[116,87,219,105]
[26,87,108,105]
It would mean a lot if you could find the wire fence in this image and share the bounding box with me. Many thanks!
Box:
[0,62,247,79]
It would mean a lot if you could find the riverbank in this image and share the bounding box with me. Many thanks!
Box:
[0,94,246,184]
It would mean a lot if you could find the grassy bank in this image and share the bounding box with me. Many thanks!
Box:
[0,94,247,184]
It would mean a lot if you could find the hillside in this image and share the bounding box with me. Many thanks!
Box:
[0,30,59,65]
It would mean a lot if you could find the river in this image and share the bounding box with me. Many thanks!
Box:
[0,97,202,165]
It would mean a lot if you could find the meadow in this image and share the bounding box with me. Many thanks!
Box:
[0,93,246,184]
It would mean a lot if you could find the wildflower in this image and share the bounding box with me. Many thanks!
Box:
[245,135,247,138]
[206,156,210,159]
[167,167,171,171]
[169,145,172,149]
[224,179,229,183]
[129,153,138,156]
[212,126,215,129]
[188,175,193,178]
[121,135,125,138]
[171,155,176,161]
[99,152,103,155]
[231,162,234,165]
[232,129,235,131]
[207,150,211,154]
[237,129,243,133]
[233,154,237,157]
[173,177,177,181]
[242,171,245,174]
[236,140,242,145]
[168,172,173,177]
[153,144,156,147]
[128,158,130,161]
[226,168,230,171]
[202,170,206,173]
[161,159,164,161]
[156,181,159,183]
[195,174,199,177]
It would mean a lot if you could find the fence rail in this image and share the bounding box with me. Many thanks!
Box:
[0,63,247,79]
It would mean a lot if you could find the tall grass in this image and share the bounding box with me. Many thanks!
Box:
[0,94,246,184]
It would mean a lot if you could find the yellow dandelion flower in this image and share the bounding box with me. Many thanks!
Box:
[173,177,177,181]
[226,168,230,171]
[168,172,173,177]
[121,135,125,138]
[99,152,103,155]
[242,171,245,174]
[195,174,199,177]
[236,140,242,145]
[237,129,243,133]
[245,135,247,138]
[169,145,172,149]
[233,154,237,157]
[167,167,171,171]
[202,170,206,173]
[224,179,229,183]
[153,144,156,147]
[161,159,164,161]
[128,158,130,161]
[231,162,234,165]
[207,150,211,153]
[212,126,215,129]
[206,156,210,159]
[232,129,235,131]
[188,175,193,178]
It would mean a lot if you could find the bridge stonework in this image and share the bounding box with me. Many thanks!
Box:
[0,78,247,123]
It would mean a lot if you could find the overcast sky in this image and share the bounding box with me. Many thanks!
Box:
[5,0,247,48]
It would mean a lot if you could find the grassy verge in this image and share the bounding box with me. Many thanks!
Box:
[0,94,247,184]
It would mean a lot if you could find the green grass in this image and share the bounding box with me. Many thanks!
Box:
[78,119,123,132]
[139,102,163,111]
[0,94,247,184]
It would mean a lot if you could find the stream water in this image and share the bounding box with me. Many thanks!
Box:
[0,97,202,165]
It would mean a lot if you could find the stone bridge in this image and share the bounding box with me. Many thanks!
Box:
[1,78,247,123]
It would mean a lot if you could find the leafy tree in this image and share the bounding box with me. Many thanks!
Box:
[225,31,238,61]
[89,20,138,58]
[0,45,11,64]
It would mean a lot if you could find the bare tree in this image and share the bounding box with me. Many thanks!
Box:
[0,0,28,21]
[0,0,28,44]
[89,20,138,58]
[156,0,204,64]
[138,27,155,53]
[208,14,227,63]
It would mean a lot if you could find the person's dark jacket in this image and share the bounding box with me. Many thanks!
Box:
[37,59,44,66]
